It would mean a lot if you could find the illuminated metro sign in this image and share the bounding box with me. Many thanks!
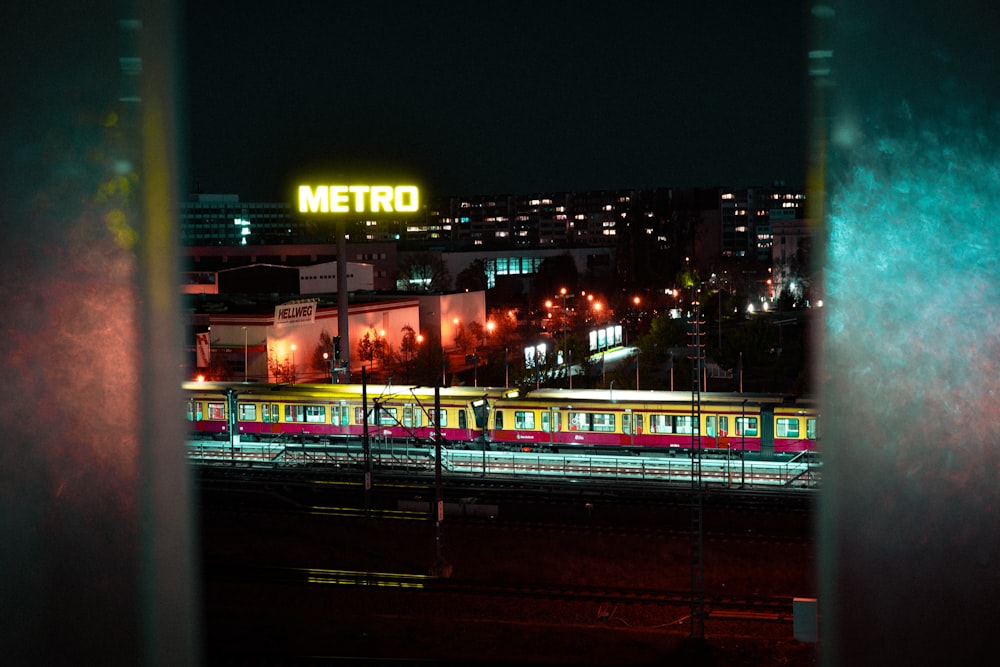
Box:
[298,185,419,214]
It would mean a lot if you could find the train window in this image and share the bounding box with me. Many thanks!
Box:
[675,415,697,435]
[705,416,716,437]
[262,403,269,422]
[458,410,468,430]
[719,416,728,436]
[568,411,590,431]
[514,411,535,429]
[186,401,202,421]
[494,410,502,430]
[285,405,305,422]
[378,406,398,426]
[238,403,257,421]
[777,418,800,438]
[650,414,672,434]
[305,405,326,423]
[592,413,615,433]
[735,416,757,436]
[264,403,279,423]
[207,403,225,420]
[338,403,349,426]
[427,409,448,427]
[807,418,817,440]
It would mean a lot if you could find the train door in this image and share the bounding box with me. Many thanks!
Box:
[759,405,775,460]
[705,414,730,450]
[541,408,562,448]
[458,409,469,443]
[622,410,642,448]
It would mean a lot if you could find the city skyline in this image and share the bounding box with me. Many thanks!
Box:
[184,1,811,201]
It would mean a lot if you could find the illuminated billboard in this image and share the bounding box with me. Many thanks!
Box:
[298,185,419,214]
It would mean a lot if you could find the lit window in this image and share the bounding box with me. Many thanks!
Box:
[776,418,800,438]
[305,405,326,423]
[514,411,535,429]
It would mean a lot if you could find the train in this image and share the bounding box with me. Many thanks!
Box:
[183,381,818,459]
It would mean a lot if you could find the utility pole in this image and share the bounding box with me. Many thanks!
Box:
[431,385,451,577]
[362,366,370,516]
[337,219,350,382]
[688,289,705,641]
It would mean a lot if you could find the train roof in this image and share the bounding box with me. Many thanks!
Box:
[181,381,506,403]
[518,387,812,407]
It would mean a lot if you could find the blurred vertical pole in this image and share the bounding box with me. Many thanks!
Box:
[137,0,197,664]
[819,2,1000,665]
[0,1,195,665]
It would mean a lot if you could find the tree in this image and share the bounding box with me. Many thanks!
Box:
[311,329,335,381]
[397,251,451,291]
[357,331,373,368]
[486,308,520,351]
[267,346,295,384]
[399,324,419,382]
[453,321,478,357]
[455,258,488,292]
[532,253,578,300]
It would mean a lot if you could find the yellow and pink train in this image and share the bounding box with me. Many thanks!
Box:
[184,382,818,459]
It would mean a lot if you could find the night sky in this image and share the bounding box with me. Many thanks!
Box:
[183,1,810,200]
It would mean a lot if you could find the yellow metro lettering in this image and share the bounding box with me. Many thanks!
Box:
[297,184,420,214]
[299,185,328,213]
[349,185,370,211]
[370,186,393,212]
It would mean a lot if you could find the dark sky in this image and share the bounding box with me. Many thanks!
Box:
[183,2,810,200]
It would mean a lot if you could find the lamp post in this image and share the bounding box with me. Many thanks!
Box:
[635,349,641,390]
[559,287,569,388]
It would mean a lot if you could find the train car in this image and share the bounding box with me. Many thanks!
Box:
[771,403,819,455]
[184,382,818,459]
[182,381,497,447]
[487,388,818,459]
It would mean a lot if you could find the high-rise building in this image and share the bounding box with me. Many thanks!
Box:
[180,193,297,245]
[720,186,806,261]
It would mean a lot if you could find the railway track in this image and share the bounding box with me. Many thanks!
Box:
[203,563,798,622]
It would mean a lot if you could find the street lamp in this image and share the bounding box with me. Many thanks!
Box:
[558,287,569,388]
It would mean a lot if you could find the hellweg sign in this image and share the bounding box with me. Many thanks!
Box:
[275,300,317,327]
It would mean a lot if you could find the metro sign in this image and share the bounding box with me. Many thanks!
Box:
[298,185,419,214]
